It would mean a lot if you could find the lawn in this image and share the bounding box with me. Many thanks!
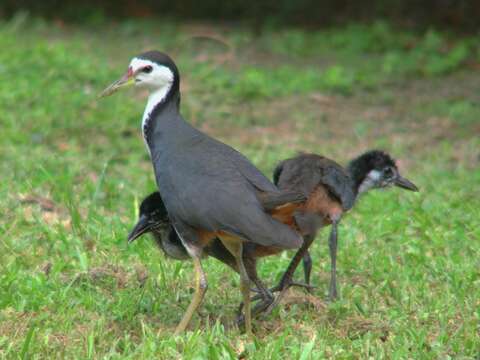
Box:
[0,16,479,359]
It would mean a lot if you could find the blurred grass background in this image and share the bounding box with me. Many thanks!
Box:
[2,0,480,31]
[0,11,479,359]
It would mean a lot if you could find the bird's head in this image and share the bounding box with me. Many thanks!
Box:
[127,191,170,243]
[99,51,179,98]
[348,150,419,194]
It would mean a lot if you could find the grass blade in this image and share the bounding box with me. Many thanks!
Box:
[20,325,35,360]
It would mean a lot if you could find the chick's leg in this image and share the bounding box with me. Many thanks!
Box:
[328,221,339,301]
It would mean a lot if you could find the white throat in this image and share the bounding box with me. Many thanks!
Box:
[358,169,381,194]
[128,57,175,150]
[141,84,172,146]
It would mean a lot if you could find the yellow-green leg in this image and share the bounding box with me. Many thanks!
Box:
[220,237,253,337]
[174,257,207,335]
[238,253,253,337]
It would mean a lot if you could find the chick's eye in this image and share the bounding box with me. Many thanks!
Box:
[142,66,153,73]
[383,167,394,177]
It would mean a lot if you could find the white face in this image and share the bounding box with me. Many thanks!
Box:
[358,167,399,194]
[358,169,382,194]
[129,58,174,92]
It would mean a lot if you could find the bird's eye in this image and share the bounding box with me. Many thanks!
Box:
[142,66,153,74]
[383,167,394,178]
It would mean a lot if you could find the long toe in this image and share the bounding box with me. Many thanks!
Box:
[263,288,289,317]
[289,281,316,292]
[267,284,282,294]
[237,291,274,316]
[270,277,314,294]
[237,297,274,327]
[260,280,315,317]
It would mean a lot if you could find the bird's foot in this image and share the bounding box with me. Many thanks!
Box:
[328,287,338,302]
[284,280,316,293]
[255,278,316,317]
[275,275,316,294]
[237,289,274,316]
[236,297,273,328]
[237,279,315,317]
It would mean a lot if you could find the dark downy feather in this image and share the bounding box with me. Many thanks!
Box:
[347,150,396,191]
[274,154,355,211]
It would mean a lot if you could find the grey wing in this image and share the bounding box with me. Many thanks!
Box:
[221,144,278,193]
[213,182,302,249]
[159,134,300,248]
[186,127,278,193]
[273,156,324,197]
[258,189,306,210]
[170,175,301,249]
[320,165,356,210]
[274,155,355,210]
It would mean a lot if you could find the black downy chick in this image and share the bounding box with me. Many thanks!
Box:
[271,150,418,304]
[128,192,236,268]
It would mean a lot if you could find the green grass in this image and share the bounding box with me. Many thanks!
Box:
[1,17,479,358]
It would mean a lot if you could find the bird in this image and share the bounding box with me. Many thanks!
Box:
[99,50,303,336]
[262,150,418,310]
[128,190,305,309]
[129,151,418,321]
[128,191,220,263]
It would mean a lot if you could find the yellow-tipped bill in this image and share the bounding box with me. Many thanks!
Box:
[98,69,135,98]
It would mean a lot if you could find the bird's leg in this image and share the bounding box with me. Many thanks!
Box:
[245,248,275,305]
[302,251,313,291]
[243,235,316,313]
[328,220,339,301]
[277,233,316,292]
[174,256,207,335]
[237,254,274,321]
[220,237,253,336]
[258,234,315,316]
[237,248,253,336]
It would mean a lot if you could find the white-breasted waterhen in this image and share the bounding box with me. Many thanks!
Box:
[99,51,304,335]
[263,150,418,310]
